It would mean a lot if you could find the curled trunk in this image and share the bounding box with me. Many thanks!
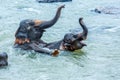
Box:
[76,18,88,40]
[39,5,65,29]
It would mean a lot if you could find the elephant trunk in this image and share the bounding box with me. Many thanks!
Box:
[39,5,65,29]
[76,18,88,40]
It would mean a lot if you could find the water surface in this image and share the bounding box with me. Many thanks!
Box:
[0,0,120,80]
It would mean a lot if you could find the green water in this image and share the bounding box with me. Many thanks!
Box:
[0,0,120,80]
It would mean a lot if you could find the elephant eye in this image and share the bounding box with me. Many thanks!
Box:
[68,39,72,43]
[73,35,77,38]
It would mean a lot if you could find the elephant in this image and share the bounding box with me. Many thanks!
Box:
[14,5,65,56]
[0,52,8,67]
[37,0,72,3]
[91,7,120,14]
[44,17,88,51]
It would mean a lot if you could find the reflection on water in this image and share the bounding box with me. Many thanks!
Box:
[0,0,120,80]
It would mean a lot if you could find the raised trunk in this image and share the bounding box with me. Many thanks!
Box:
[77,18,88,40]
[39,5,65,29]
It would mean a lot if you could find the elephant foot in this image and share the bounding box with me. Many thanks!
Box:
[51,49,59,56]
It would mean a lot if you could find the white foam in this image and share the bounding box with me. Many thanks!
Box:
[105,26,120,32]
[23,7,41,14]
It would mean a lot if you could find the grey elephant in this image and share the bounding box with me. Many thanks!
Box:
[14,5,65,56]
[91,7,120,14]
[0,52,8,67]
[37,0,72,3]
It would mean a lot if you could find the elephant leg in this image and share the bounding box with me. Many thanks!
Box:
[29,43,59,56]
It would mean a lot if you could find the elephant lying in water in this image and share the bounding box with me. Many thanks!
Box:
[14,5,65,56]
[44,18,88,51]
[37,0,72,3]
[0,52,8,67]
[14,5,88,56]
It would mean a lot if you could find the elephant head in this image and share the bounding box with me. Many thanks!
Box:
[63,17,88,51]
[15,5,65,44]
[28,4,65,41]
[27,4,65,40]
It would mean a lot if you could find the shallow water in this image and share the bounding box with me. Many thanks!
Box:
[0,0,120,80]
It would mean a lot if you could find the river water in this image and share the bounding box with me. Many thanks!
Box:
[0,0,120,80]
